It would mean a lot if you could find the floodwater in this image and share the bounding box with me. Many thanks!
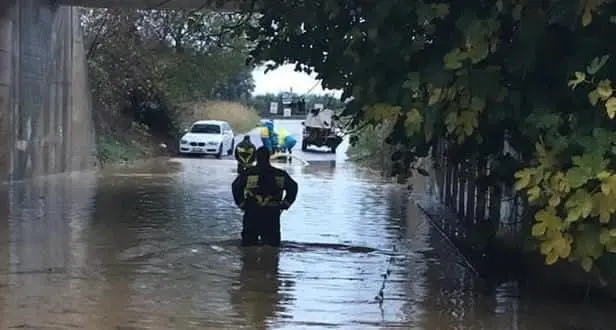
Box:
[0,120,615,329]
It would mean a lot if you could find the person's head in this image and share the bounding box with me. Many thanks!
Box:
[256,146,270,166]
[243,135,251,141]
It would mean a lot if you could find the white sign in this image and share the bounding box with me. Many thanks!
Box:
[269,102,278,114]
[281,92,293,105]
[283,108,292,117]
[314,103,324,110]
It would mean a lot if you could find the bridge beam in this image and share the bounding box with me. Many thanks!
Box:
[56,0,242,10]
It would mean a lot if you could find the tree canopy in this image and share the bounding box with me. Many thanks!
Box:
[82,8,255,134]
[242,0,616,277]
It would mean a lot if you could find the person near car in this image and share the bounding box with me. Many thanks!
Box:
[231,146,298,247]
[235,135,256,174]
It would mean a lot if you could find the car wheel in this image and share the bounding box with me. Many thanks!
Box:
[227,139,234,156]
[216,144,223,159]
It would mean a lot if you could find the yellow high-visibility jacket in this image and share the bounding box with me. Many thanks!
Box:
[259,126,269,138]
[278,128,289,146]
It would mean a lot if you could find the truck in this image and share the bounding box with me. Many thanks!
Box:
[301,107,344,153]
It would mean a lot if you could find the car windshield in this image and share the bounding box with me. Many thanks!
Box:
[190,124,221,134]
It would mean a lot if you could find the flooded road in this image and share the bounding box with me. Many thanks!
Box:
[233,119,350,164]
[1,120,616,329]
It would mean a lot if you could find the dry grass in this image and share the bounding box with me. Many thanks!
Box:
[176,100,261,134]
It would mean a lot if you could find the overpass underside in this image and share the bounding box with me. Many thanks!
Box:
[57,0,242,10]
[0,0,95,181]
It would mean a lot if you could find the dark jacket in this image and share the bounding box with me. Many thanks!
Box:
[231,165,298,210]
[235,139,256,165]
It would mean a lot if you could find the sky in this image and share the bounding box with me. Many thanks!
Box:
[251,64,342,96]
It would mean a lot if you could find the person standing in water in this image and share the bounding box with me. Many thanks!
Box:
[234,135,256,174]
[231,147,298,247]
[259,122,272,153]
[277,128,297,163]
[271,130,279,154]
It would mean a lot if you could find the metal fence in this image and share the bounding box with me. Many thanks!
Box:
[425,138,527,254]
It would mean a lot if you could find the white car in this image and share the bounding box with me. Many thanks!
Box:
[178,120,235,159]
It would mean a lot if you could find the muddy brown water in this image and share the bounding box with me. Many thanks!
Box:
[0,121,615,329]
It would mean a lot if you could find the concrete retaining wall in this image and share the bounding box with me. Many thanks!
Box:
[0,0,95,182]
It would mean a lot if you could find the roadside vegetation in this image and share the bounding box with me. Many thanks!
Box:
[241,0,616,284]
[345,123,393,172]
[175,100,260,134]
[81,8,258,166]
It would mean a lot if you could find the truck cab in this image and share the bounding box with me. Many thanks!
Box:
[301,108,344,153]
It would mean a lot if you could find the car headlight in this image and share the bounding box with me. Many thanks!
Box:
[207,141,218,145]
[180,140,188,144]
